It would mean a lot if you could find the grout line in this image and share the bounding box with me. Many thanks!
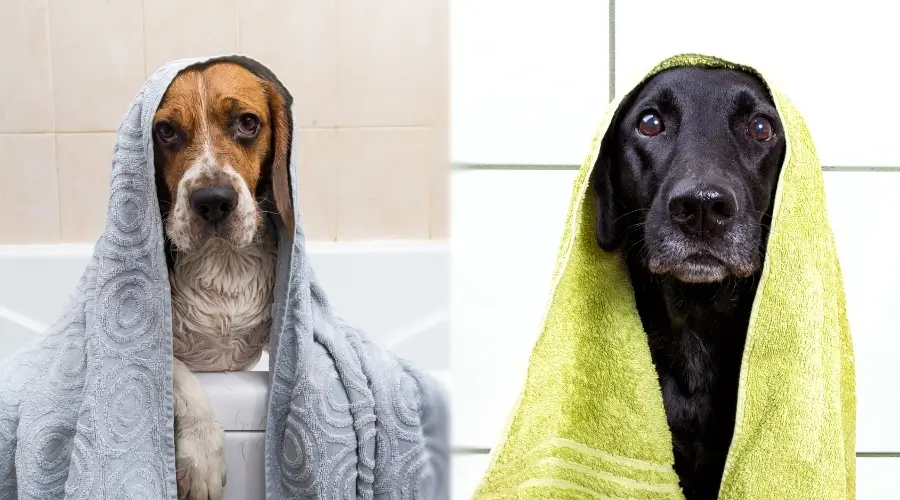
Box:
[453,447,492,455]
[821,165,900,172]
[608,0,616,102]
[330,0,341,130]
[331,132,340,242]
[452,163,578,171]
[51,133,61,241]
[452,163,900,173]
[0,126,437,136]
[4,131,115,135]
[448,448,900,458]
[43,0,56,132]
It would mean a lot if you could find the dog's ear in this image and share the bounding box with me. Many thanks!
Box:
[264,81,295,234]
[591,129,624,251]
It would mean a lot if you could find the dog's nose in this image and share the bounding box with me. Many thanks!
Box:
[667,184,737,235]
[189,186,238,223]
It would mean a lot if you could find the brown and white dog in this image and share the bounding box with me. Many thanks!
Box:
[152,59,293,500]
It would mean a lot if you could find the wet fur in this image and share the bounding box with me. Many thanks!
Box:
[591,68,786,500]
[170,221,276,372]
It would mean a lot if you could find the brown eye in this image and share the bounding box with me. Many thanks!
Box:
[155,122,177,143]
[638,112,664,136]
[748,115,774,141]
[236,113,260,138]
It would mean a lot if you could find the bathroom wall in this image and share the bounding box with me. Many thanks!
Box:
[450,0,900,496]
[0,0,448,243]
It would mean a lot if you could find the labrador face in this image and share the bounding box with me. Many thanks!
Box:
[592,67,787,283]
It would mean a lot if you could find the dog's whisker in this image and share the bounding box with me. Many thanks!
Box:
[612,208,651,225]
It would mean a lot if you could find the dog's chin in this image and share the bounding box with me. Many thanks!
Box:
[649,252,759,284]
[668,255,730,284]
[167,215,261,254]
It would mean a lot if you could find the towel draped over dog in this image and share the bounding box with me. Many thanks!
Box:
[474,54,855,500]
[0,55,449,500]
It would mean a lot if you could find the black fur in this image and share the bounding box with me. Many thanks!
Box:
[591,67,786,500]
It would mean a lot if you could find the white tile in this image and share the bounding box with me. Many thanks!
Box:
[823,171,900,452]
[452,453,490,500]
[450,1,610,165]
[857,457,900,500]
[450,169,577,447]
[615,1,900,168]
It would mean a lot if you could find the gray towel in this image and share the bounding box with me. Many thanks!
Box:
[0,55,450,500]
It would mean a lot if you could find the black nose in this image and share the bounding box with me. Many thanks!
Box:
[189,186,238,223]
[667,184,737,235]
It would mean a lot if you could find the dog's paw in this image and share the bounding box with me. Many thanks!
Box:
[175,422,227,500]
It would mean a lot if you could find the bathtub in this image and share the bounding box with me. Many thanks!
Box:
[0,240,450,498]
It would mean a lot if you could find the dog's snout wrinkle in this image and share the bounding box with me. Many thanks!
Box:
[190,185,238,223]
[667,183,737,236]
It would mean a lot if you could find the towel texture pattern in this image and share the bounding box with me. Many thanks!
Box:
[0,55,449,500]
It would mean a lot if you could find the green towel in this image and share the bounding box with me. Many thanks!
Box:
[473,54,856,500]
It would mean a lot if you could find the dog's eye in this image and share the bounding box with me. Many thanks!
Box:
[638,113,664,136]
[236,113,260,138]
[748,115,774,141]
[154,122,177,143]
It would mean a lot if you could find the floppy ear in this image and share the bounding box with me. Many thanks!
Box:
[264,81,295,234]
[590,137,624,251]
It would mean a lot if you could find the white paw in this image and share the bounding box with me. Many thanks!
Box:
[176,422,227,500]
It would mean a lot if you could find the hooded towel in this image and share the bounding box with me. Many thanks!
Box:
[473,54,855,500]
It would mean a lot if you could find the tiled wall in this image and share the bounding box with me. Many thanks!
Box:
[0,0,448,243]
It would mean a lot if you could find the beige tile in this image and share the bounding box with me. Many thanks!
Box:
[239,0,338,128]
[0,134,59,243]
[430,126,449,239]
[295,129,337,240]
[336,0,439,127]
[335,127,431,240]
[48,0,145,132]
[0,1,53,133]
[56,132,116,242]
[143,0,239,77]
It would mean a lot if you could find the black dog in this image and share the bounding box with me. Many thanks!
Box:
[590,67,787,500]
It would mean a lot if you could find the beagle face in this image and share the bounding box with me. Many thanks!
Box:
[153,61,293,253]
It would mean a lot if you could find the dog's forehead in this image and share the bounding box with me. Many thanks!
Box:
[157,62,268,119]
[635,67,770,103]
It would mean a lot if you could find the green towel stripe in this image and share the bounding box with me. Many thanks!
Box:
[481,442,682,498]
[485,438,679,488]
[542,438,673,472]
[480,478,629,499]
[535,458,682,493]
